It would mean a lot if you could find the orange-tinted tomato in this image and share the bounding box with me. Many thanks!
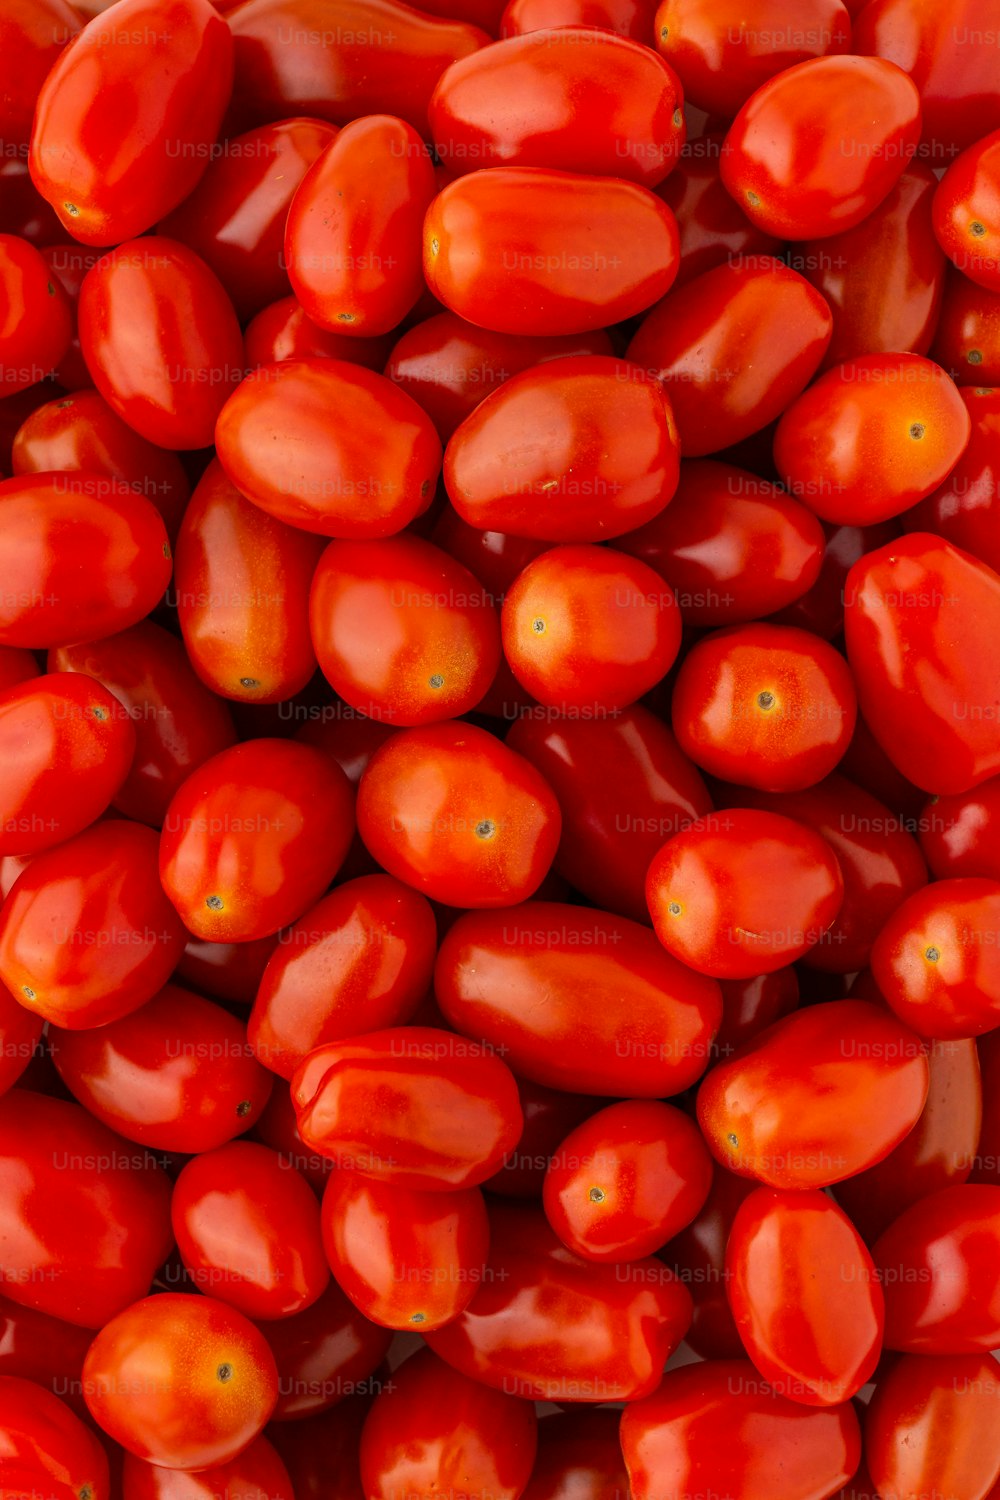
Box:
[933,127,1000,292]
[903,387,1000,570]
[871,877,1000,1037]
[930,271,1000,385]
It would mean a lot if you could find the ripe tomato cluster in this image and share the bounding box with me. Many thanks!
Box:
[2,0,1000,1498]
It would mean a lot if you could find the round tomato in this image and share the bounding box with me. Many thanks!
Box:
[871,877,1000,1037]
[933,126,1000,292]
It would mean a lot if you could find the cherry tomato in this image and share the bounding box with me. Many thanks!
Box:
[258,1277,391,1420]
[244,297,395,372]
[436,902,722,1096]
[865,1352,1000,1500]
[904,388,1000,569]
[0,0,80,147]
[933,127,1000,292]
[0,234,73,395]
[423,168,679,336]
[696,999,930,1188]
[666,1165,758,1358]
[929,272,1000,384]
[0,1088,173,1328]
[0,1375,110,1500]
[500,0,657,41]
[121,1437,293,1500]
[82,1293,279,1471]
[521,1411,628,1500]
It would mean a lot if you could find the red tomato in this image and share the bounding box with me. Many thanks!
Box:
[159,119,337,322]
[933,128,1000,292]
[267,1391,374,1500]
[429,510,548,609]
[0,1293,94,1407]
[520,1412,628,1500]
[121,1437,293,1500]
[215,359,442,538]
[865,1353,1000,1500]
[726,1188,884,1406]
[258,1278,391,1420]
[871,877,1000,1037]
[285,115,437,337]
[244,297,395,372]
[430,30,683,186]
[178,933,279,1007]
[0,819,187,1029]
[436,903,722,1096]
[423,168,679,335]
[50,983,273,1153]
[0,647,38,694]
[0,1088,173,1328]
[626,256,832,455]
[696,1000,930,1188]
[39,242,100,391]
[919,773,1000,881]
[0,234,73,395]
[974,1028,1000,1188]
[658,135,781,286]
[844,534,1000,795]
[291,1026,522,1190]
[0,0,80,147]
[775,520,902,643]
[930,272,1000,384]
[500,0,657,40]
[83,1294,279,1471]
[903,388,1000,569]
[715,968,800,1054]
[0,672,136,855]
[78,239,244,451]
[483,1077,594,1199]
[0,980,43,1098]
[0,1375,109,1500]
[542,1099,712,1262]
[356,722,560,907]
[623,1360,860,1499]
[251,1078,334,1192]
[666,1165,758,1358]
[721,57,922,240]
[249,875,436,1080]
[159,739,354,943]
[321,1173,490,1329]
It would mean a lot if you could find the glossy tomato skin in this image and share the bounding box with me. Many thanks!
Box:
[321,1174,490,1330]
[51,620,238,828]
[0,981,43,1097]
[932,128,1000,292]
[725,1188,884,1406]
[930,272,1000,385]
[426,1203,692,1402]
[249,875,436,1080]
[520,1411,628,1500]
[291,1027,522,1190]
[0,1088,173,1328]
[666,1165,758,1358]
[424,168,679,336]
[844,533,1000,795]
[505,705,712,922]
[0,819,188,1029]
[50,983,273,1152]
[658,135,781,287]
[919,773,1000,881]
[159,739,355,943]
[0,1296,94,1407]
[0,1375,110,1500]
[542,1100,713,1262]
[0,0,80,147]
[436,903,722,1096]
[215,359,442,539]
[29,0,234,244]
[0,473,171,649]
[483,1077,594,1198]
[696,1000,930,1189]
[258,1278,391,1420]
[0,671,136,855]
[444,355,680,542]
[245,296,395,372]
[871,877,1000,1037]
[79,238,244,451]
[0,234,73,395]
[500,0,657,40]
[626,257,832,456]
[903,388,1000,570]
[647,809,844,978]
[356,723,560,907]
[159,118,338,322]
[121,1437,293,1500]
[83,1293,279,1471]
[721,56,922,240]
[715,968,800,1054]
[430,30,683,187]
[865,1353,1000,1500]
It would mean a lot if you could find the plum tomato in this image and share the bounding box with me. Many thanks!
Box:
[929,273,1000,385]
[0,1374,109,1500]
[865,1353,1000,1500]
[657,134,782,287]
[932,127,1000,293]
[919,772,1000,881]
[244,296,396,372]
[0,234,73,395]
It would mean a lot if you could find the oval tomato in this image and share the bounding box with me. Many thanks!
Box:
[919,772,1000,881]
[871,877,1000,1037]
[932,126,1000,292]
[930,272,1000,385]
[0,0,80,147]
[865,1352,1000,1500]
[0,234,73,395]
[666,1165,758,1358]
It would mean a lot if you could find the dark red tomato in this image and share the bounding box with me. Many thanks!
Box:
[321,1173,490,1329]
[258,1278,391,1420]
[159,119,337,322]
[295,716,398,785]
[436,903,721,1096]
[249,875,436,1080]
[244,297,395,372]
[267,1390,374,1500]
[501,0,657,40]
[444,356,679,542]
[666,1166,757,1358]
[520,1412,628,1500]
[974,1028,1000,1187]
[905,388,1000,571]
[50,983,273,1152]
[0,234,73,395]
[802,164,946,369]
[626,257,832,456]
[431,30,683,186]
[0,981,43,1098]
[40,242,100,391]
[424,168,679,336]
[251,1077,334,1192]
[361,1348,536,1500]
[227,0,489,137]
[0,160,65,251]
[0,1375,109,1500]
[356,722,560,907]
[51,620,237,828]
[175,459,324,706]
[11,389,190,543]
[696,1000,930,1189]
[0,819,187,1029]
[774,354,970,525]
[482,1077,593,1198]
[160,739,355,942]
[930,272,1000,384]
[29,0,233,244]
[721,57,921,240]
[726,1188,883,1406]
[543,1100,712,1262]
[285,115,437,337]
[0,672,135,855]
[0,1089,172,1327]
[0,0,80,146]
[621,1359,861,1500]
[78,238,243,450]
[840,709,928,821]
[291,1026,522,1190]
[617,458,825,625]
[0,1293,94,1408]
[83,1294,278,1470]
[178,932,279,1006]
[776,520,901,642]
[215,358,441,538]
[122,1437,293,1500]
[0,647,38,694]
[871,877,1000,1037]
[919,774,1000,881]
[309,535,500,725]
[716,969,799,1055]
[505,705,711,923]
[933,128,1000,293]
[844,534,1000,795]
[430,510,547,607]
[658,135,781,286]
[427,1203,691,1401]
[865,1353,1000,1500]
